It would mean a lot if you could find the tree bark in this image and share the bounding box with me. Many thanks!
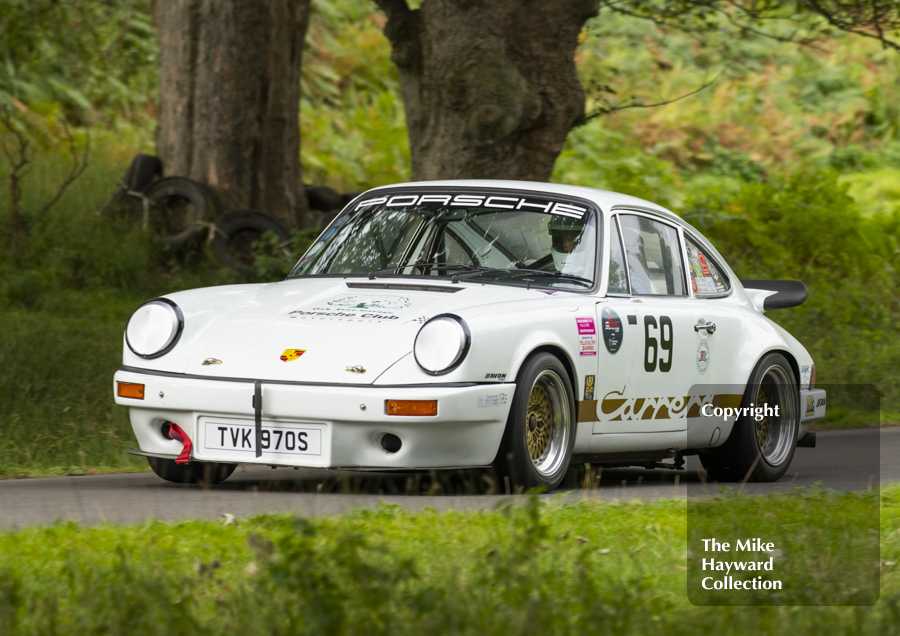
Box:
[155,0,310,229]
[375,0,599,182]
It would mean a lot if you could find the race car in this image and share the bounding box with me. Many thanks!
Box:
[114,180,825,490]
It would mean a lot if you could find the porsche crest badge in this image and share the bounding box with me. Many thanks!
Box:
[280,349,306,362]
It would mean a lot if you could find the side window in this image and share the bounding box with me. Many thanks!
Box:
[685,236,730,296]
[619,214,686,296]
[607,216,629,294]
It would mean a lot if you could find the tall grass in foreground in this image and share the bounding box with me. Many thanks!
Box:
[0,488,898,634]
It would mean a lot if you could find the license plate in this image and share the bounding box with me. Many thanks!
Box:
[202,419,324,457]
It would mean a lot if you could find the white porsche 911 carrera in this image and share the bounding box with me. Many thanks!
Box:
[114,180,825,490]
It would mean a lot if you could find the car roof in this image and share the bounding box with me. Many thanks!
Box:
[368,179,677,220]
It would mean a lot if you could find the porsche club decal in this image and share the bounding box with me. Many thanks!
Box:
[576,388,742,423]
[288,294,412,323]
[326,295,411,311]
[280,349,306,362]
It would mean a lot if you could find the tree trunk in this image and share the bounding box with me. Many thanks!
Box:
[155,0,311,229]
[375,0,599,182]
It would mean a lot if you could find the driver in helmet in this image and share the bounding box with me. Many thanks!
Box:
[548,215,587,274]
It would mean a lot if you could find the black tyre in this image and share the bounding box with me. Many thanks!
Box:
[143,177,213,246]
[211,210,291,272]
[700,353,800,482]
[123,153,163,193]
[104,153,164,214]
[305,184,343,211]
[147,456,237,485]
[495,353,576,491]
[340,191,364,207]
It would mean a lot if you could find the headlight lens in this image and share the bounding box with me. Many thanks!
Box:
[126,298,183,358]
[414,315,470,375]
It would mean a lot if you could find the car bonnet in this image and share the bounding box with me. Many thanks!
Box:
[159,278,539,384]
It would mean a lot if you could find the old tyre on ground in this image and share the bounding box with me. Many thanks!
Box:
[147,456,237,485]
[305,184,344,211]
[105,153,164,213]
[211,210,291,272]
[123,153,163,193]
[495,352,576,491]
[143,177,212,246]
[700,352,800,482]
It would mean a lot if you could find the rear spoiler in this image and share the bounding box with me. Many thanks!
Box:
[740,280,808,311]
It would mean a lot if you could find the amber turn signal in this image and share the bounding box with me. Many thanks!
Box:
[385,400,437,416]
[117,381,145,400]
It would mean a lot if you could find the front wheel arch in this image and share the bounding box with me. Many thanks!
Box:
[494,351,577,491]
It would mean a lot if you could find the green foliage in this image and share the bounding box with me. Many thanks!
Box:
[0,0,157,125]
[0,490,898,633]
[683,171,900,407]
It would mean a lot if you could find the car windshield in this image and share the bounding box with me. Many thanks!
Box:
[288,190,598,289]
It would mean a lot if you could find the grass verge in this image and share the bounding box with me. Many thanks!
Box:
[0,486,898,634]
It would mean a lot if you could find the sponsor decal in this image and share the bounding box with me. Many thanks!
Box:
[576,317,596,335]
[800,365,811,386]
[539,290,558,296]
[406,315,430,324]
[698,253,711,276]
[817,397,826,408]
[355,193,588,219]
[288,294,412,322]
[280,349,306,362]
[583,375,595,401]
[806,395,815,417]
[345,365,366,374]
[202,358,222,366]
[691,277,698,293]
[601,307,623,354]
[485,373,507,380]
[576,317,598,356]
[477,393,509,408]
[697,340,710,374]
[691,257,704,279]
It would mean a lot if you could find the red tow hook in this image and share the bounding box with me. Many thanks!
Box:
[165,422,193,464]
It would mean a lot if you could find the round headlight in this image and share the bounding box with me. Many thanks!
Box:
[414,315,470,375]
[126,298,183,359]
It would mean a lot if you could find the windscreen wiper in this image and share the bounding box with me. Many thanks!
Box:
[455,267,593,286]
[367,262,493,279]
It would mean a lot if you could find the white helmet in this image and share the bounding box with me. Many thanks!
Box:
[549,215,588,274]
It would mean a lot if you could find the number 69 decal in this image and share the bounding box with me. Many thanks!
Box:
[644,315,673,373]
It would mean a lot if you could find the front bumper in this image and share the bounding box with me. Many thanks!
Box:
[114,368,513,469]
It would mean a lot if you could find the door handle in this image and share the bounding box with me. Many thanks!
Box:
[694,321,716,334]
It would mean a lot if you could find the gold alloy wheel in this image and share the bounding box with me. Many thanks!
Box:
[526,385,552,461]
[756,384,771,449]
[753,364,798,466]
[522,369,571,477]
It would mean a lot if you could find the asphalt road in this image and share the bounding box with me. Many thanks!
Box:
[0,427,893,529]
